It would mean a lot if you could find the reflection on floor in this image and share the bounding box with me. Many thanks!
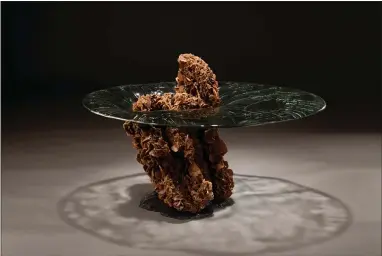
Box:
[58,173,351,255]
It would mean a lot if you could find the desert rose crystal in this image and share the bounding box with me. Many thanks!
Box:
[124,54,234,213]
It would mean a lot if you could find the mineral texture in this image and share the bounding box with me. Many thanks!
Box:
[124,54,234,213]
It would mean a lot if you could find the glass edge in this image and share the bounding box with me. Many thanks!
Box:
[81,83,327,128]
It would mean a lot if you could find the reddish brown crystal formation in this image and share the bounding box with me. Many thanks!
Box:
[132,93,208,112]
[175,54,220,107]
[133,54,220,112]
[124,122,216,212]
[124,53,234,213]
[204,129,234,201]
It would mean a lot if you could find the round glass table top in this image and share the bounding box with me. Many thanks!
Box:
[82,82,326,128]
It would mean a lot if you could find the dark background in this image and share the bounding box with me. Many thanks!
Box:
[2,4,381,255]
[2,2,381,133]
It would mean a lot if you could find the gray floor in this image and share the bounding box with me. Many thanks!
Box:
[2,121,381,256]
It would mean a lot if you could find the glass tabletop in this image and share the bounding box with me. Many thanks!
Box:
[82,82,326,128]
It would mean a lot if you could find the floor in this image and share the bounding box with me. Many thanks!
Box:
[2,109,381,256]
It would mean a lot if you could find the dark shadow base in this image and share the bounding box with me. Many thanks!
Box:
[139,191,235,220]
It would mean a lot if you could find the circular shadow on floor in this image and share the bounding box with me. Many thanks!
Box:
[58,173,352,256]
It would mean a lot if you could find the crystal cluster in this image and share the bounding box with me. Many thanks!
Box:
[124,54,234,213]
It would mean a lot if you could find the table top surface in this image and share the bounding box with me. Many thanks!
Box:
[83,82,326,128]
